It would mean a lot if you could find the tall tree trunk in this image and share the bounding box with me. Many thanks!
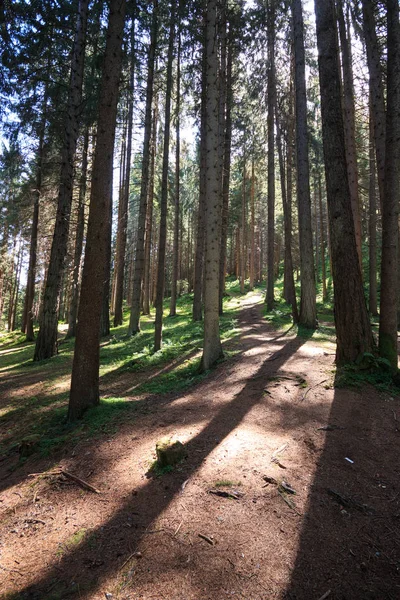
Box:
[114,19,135,327]
[12,242,22,331]
[315,0,375,364]
[99,189,112,337]
[169,19,181,318]
[200,0,223,371]
[23,95,47,341]
[362,0,386,210]
[193,18,207,322]
[66,127,90,339]
[318,173,327,302]
[293,0,316,328]
[277,114,298,322]
[337,0,362,268]
[34,0,88,360]
[368,99,378,317]
[154,0,176,352]
[219,31,233,314]
[142,100,158,315]
[68,0,126,420]
[129,0,158,334]
[379,0,400,368]
[265,0,275,310]
[240,155,246,294]
[249,156,255,291]
[284,71,295,304]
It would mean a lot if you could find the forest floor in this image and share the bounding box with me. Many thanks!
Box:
[0,291,400,600]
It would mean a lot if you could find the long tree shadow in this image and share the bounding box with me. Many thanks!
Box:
[15,331,308,599]
[284,379,400,599]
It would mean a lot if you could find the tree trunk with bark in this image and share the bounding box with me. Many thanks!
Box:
[193,18,207,322]
[169,17,181,318]
[293,0,316,328]
[34,0,89,360]
[114,20,135,327]
[68,0,126,420]
[142,100,158,316]
[265,0,275,310]
[379,0,400,368]
[154,0,176,351]
[337,0,362,268]
[362,0,386,210]
[368,99,378,317]
[315,0,375,364]
[22,96,47,341]
[200,0,223,371]
[66,127,90,339]
[128,0,158,334]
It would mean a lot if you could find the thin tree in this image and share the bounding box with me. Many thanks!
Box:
[68,0,126,420]
[154,0,176,351]
[114,17,135,327]
[169,19,181,318]
[265,0,275,310]
[293,0,316,328]
[128,0,158,334]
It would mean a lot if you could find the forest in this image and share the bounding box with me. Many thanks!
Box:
[0,0,399,598]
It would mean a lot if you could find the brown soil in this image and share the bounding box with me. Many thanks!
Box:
[0,295,399,600]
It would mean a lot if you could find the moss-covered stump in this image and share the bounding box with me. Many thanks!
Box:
[18,434,41,457]
[156,437,187,467]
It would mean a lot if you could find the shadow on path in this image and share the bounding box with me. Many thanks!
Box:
[16,328,308,599]
[284,382,400,599]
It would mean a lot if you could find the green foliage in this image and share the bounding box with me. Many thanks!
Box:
[335,352,400,395]
[0,284,244,461]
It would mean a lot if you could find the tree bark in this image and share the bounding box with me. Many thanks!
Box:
[265,0,275,310]
[154,0,176,351]
[142,100,158,316]
[314,0,375,364]
[200,0,223,371]
[277,113,298,322]
[34,0,89,360]
[114,19,135,327]
[368,98,378,317]
[362,0,386,210]
[219,31,233,314]
[128,0,158,334]
[68,0,126,420]
[22,94,47,341]
[169,20,181,318]
[379,0,400,368]
[293,0,316,328]
[193,17,207,322]
[337,0,362,269]
[66,127,90,339]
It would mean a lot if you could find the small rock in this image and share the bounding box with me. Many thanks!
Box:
[105,593,113,599]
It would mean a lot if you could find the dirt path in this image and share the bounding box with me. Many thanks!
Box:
[0,295,399,600]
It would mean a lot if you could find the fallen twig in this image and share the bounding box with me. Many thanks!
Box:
[317,590,331,600]
[301,379,328,401]
[278,490,302,516]
[272,443,288,458]
[198,533,214,545]
[208,489,243,500]
[60,470,101,494]
[25,518,46,525]
[174,521,183,536]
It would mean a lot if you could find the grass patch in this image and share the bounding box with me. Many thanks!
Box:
[214,480,242,487]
